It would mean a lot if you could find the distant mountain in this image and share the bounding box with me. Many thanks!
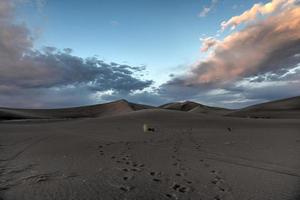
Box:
[0,100,152,120]
[228,96,300,118]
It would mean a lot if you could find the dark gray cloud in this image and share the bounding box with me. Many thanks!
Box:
[1,0,300,109]
[0,0,154,108]
[99,91,168,107]
[0,49,154,108]
[158,75,300,109]
[0,86,96,108]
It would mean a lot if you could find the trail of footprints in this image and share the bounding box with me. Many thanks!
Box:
[97,134,233,200]
[168,135,194,198]
[97,140,195,199]
[98,142,146,193]
[188,133,233,200]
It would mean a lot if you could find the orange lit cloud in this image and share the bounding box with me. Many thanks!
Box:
[221,0,297,30]
[185,6,300,86]
[200,37,220,52]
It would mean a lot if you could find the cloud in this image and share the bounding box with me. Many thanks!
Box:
[222,79,300,107]
[199,0,218,17]
[160,73,300,108]
[1,0,300,109]
[99,91,167,107]
[163,2,300,108]
[221,0,298,30]
[0,0,12,19]
[0,0,153,108]
[200,37,219,52]
[186,6,300,86]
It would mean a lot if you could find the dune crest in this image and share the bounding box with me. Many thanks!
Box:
[1,96,300,121]
[0,99,151,120]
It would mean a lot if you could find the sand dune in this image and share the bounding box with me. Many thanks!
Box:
[1,96,299,121]
[0,108,299,200]
[189,105,232,116]
[0,96,299,199]
[0,100,152,120]
[228,96,300,118]
[159,101,200,111]
[159,101,233,116]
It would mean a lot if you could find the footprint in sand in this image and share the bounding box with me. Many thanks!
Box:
[122,168,129,172]
[152,178,161,182]
[214,195,221,200]
[0,186,9,191]
[172,183,189,193]
[150,172,155,176]
[175,173,182,177]
[119,186,134,192]
[123,176,130,181]
[209,169,232,196]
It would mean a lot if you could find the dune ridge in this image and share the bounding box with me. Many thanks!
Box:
[0,100,152,120]
[0,96,300,121]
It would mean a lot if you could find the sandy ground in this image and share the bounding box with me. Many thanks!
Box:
[0,109,300,200]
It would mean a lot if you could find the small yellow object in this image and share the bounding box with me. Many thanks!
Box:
[143,124,155,133]
[143,124,148,132]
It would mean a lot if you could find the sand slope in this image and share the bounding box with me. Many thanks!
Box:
[189,105,233,116]
[0,97,300,199]
[160,101,232,116]
[159,101,200,111]
[0,100,152,120]
[228,96,300,118]
[0,109,299,200]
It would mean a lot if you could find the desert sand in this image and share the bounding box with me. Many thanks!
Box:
[0,97,300,200]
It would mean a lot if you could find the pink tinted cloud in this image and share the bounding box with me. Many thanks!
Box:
[186,6,300,86]
[221,0,297,30]
[200,37,220,52]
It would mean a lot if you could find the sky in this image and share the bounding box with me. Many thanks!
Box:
[0,0,300,108]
